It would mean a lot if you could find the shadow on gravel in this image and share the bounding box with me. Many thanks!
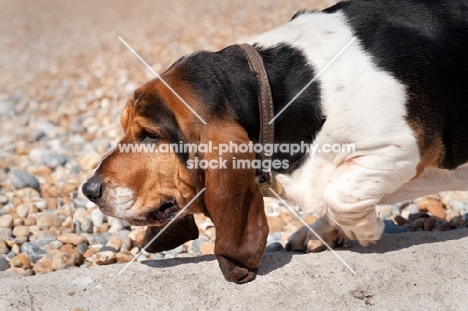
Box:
[346,229,468,254]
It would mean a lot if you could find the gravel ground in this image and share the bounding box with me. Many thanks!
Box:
[1,0,468,309]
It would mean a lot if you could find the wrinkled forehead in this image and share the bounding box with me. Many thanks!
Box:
[134,87,174,121]
[124,81,186,143]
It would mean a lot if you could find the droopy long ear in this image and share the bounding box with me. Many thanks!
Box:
[199,120,268,284]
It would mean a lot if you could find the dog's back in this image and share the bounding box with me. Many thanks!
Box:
[321,0,468,169]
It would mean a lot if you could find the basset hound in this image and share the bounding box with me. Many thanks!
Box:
[83,0,468,283]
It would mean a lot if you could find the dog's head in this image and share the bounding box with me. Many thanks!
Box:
[83,77,200,226]
[82,49,268,283]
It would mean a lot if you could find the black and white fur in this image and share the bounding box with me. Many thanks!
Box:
[174,0,468,247]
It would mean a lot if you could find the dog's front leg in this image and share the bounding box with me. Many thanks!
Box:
[287,144,420,250]
[323,146,420,246]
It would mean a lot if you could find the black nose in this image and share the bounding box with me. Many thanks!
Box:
[82,182,102,202]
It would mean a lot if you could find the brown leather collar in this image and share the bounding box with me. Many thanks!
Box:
[238,43,282,196]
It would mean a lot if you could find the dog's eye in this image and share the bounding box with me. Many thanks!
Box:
[139,129,159,142]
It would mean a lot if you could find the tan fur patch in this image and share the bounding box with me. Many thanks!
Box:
[406,117,445,179]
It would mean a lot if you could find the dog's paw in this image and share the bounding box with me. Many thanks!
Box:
[340,217,384,247]
[286,218,346,253]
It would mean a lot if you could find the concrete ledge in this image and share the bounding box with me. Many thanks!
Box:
[2,230,468,310]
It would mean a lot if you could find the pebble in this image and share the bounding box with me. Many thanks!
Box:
[450,217,464,228]
[0,228,12,239]
[13,218,24,227]
[130,247,140,255]
[106,237,122,251]
[80,218,94,234]
[116,250,133,263]
[83,248,97,259]
[0,214,14,228]
[29,204,39,214]
[24,217,36,228]
[283,220,303,232]
[98,246,118,253]
[0,257,9,271]
[29,128,46,142]
[302,215,317,224]
[265,242,285,253]
[11,244,20,254]
[424,217,437,232]
[108,222,126,234]
[41,154,70,168]
[402,203,420,215]
[96,223,111,233]
[110,230,131,248]
[84,234,107,246]
[21,242,47,263]
[31,236,58,248]
[5,252,15,261]
[33,261,54,274]
[435,221,452,231]
[450,199,468,212]
[439,192,468,212]
[463,213,468,222]
[280,211,293,223]
[266,216,286,232]
[5,267,34,277]
[151,253,164,260]
[12,225,30,238]
[9,254,32,269]
[60,244,84,265]
[188,237,210,256]
[408,212,430,222]
[410,218,425,232]
[73,221,81,234]
[199,242,214,255]
[44,197,58,209]
[77,153,102,170]
[417,198,446,219]
[51,252,75,270]
[446,210,461,223]
[8,169,41,192]
[90,209,106,227]
[16,204,29,219]
[393,215,408,226]
[383,220,409,234]
[0,239,9,254]
[377,205,393,219]
[76,243,89,255]
[94,251,117,265]
[58,233,88,246]
[0,195,8,205]
[73,208,88,223]
[37,214,63,227]
[128,228,145,247]
[204,227,216,241]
